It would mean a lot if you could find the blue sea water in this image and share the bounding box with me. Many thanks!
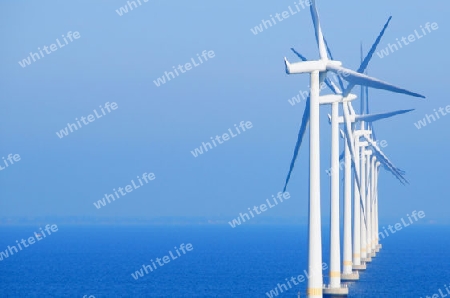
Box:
[0,225,449,297]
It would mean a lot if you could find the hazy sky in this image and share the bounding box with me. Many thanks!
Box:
[0,0,448,223]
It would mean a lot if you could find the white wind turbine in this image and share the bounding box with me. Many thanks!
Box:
[338,109,414,279]
[282,1,424,297]
[333,33,418,272]
[366,130,410,251]
[358,81,411,257]
[333,103,414,285]
[363,86,407,254]
[344,92,411,270]
[340,102,412,264]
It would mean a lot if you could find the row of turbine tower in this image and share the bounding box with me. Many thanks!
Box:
[282,1,424,297]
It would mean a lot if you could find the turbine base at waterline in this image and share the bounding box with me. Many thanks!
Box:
[341,272,359,281]
[362,257,372,263]
[353,263,367,271]
[323,285,349,297]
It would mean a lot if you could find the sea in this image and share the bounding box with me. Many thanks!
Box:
[0,225,449,297]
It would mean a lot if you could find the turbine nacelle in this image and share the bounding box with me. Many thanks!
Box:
[284,58,342,74]
[320,94,357,105]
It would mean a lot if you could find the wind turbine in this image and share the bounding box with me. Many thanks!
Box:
[365,130,410,252]
[359,78,413,257]
[363,85,401,255]
[324,79,414,287]
[343,97,411,272]
[345,104,409,265]
[337,33,415,270]
[363,137,407,255]
[337,103,414,278]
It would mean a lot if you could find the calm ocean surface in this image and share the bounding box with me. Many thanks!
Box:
[0,225,448,297]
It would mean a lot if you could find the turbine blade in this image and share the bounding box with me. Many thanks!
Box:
[358,16,392,73]
[360,44,366,115]
[323,38,345,91]
[368,138,409,184]
[345,17,393,95]
[328,65,426,98]
[324,38,335,60]
[324,77,340,94]
[348,101,356,116]
[284,57,290,74]
[310,0,328,60]
[376,152,408,184]
[290,48,308,61]
[355,109,415,122]
[318,71,337,98]
[283,96,310,191]
[365,85,370,115]
[360,42,364,65]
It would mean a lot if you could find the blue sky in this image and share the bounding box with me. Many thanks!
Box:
[0,0,448,223]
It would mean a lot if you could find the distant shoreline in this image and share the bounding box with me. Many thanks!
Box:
[0,216,446,226]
